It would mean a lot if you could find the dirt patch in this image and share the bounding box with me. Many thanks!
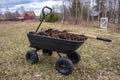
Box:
[30,28,87,41]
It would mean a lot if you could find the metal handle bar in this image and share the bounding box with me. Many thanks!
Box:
[35,6,52,32]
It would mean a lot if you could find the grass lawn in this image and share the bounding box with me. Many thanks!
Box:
[0,21,120,80]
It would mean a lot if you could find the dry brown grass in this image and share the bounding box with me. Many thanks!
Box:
[0,21,120,80]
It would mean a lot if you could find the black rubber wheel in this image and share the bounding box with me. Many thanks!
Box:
[26,50,39,64]
[67,51,80,64]
[55,57,73,75]
[42,49,52,56]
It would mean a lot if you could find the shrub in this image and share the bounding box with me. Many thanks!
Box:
[40,12,58,22]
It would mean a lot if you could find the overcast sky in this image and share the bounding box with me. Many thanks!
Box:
[0,0,63,15]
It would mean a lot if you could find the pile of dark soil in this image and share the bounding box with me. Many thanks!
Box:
[31,29,87,41]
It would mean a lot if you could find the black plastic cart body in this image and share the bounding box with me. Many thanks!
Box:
[27,32,85,53]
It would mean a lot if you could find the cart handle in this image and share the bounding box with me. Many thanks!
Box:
[84,34,112,42]
[35,6,52,32]
[96,37,112,42]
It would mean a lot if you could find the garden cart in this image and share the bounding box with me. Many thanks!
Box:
[26,6,112,75]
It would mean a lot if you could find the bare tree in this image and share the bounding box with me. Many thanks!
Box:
[61,0,65,23]
[107,0,118,23]
[5,8,12,20]
[75,0,78,24]
[15,10,20,17]
[70,0,81,24]
[19,6,25,15]
[62,0,119,24]
[86,1,91,22]
[118,0,120,24]
[96,0,107,20]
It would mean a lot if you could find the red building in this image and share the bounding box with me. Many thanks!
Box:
[16,11,35,20]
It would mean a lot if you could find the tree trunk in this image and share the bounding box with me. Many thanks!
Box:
[98,2,101,22]
[118,0,120,24]
[87,9,90,22]
[80,3,83,21]
[75,0,78,24]
[92,16,94,22]
[62,0,65,24]
[87,2,90,22]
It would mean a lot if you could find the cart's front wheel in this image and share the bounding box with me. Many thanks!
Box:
[67,51,80,64]
[26,50,39,64]
[42,49,52,56]
[55,57,73,75]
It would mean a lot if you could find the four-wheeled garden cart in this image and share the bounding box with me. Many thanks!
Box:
[26,6,112,75]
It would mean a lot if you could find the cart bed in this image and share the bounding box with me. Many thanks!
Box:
[27,33,86,53]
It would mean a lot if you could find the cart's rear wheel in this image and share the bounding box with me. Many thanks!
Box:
[55,57,73,75]
[26,50,39,64]
[67,51,80,64]
[42,49,52,56]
